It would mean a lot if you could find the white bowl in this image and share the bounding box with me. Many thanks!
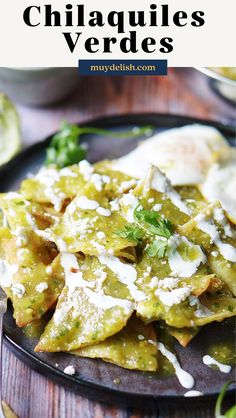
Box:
[0,67,79,107]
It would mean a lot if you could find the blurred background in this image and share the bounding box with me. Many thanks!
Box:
[0,67,235,149]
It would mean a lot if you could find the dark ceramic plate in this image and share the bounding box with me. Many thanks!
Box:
[1,114,235,409]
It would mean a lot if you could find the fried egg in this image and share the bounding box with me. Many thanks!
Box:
[112,125,231,185]
[200,151,236,224]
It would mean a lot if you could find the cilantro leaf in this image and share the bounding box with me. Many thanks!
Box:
[117,225,144,243]
[148,218,173,239]
[134,206,173,240]
[119,205,174,259]
[146,239,168,258]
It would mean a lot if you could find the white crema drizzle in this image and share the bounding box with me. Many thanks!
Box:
[157,342,195,389]
[202,355,232,373]
[98,255,146,302]
[60,253,133,312]
[195,213,236,262]
[150,166,191,215]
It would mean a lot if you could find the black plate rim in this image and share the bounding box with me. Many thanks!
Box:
[1,113,235,408]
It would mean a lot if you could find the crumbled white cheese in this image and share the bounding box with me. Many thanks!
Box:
[96,207,111,217]
[76,196,99,210]
[152,203,162,211]
[60,167,77,177]
[79,160,94,180]
[90,173,104,192]
[149,276,159,289]
[96,231,106,240]
[90,173,111,192]
[118,180,137,193]
[158,277,179,290]
[94,268,107,282]
[36,282,48,293]
[103,175,110,184]
[110,199,120,212]
[11,283,25,298]
[155,286,191,307]
[35,167,66,211]
[46,266,53,275]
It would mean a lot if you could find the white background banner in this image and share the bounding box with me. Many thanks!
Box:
[0,0,235,67]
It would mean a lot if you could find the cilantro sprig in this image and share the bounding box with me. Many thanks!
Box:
[45,121,153,168]
[134,206,173,239]
[45,122,86,168]
[118,205,173,259]
[215,381,236,418]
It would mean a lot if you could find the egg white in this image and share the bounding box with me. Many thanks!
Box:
[112,124,230,185]
[200,151,236,224]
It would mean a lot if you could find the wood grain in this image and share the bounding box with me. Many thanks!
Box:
[2,69,234,418]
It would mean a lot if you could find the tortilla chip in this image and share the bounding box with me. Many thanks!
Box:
[94,160,137,199]
[0,196,63,326]
[74,316,158,371]
[0,192,51,231]
[143,288,236,329]
[176,186,208,216]
[166,325,200,347]
[208,252,236,296]
[178,204,236,295]
[136,272,224,326]
[0,230,63,326]
[20,165,86,210]
[35,253,134,352]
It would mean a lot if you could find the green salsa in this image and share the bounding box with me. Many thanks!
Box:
[208,340,236,366]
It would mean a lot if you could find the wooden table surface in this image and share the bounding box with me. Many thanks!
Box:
[2,68,235,418]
